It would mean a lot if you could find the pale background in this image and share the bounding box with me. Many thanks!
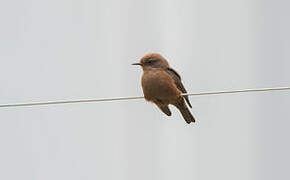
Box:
[0,0,290,180]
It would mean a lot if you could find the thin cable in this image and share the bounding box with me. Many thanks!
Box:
[0,86,289,108]
[184,86,290,96]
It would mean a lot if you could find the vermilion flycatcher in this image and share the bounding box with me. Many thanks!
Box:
[132,53,195,124]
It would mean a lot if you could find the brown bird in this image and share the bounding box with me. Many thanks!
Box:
[132,53,195,124]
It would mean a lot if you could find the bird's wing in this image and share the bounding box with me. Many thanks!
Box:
[166,67,192,108]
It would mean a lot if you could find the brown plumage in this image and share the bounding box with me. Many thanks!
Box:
[132,53,195,124]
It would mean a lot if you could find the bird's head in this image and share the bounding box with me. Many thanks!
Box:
[132,53,169,71]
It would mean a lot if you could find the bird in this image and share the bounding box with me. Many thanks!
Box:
[132,53,195,124]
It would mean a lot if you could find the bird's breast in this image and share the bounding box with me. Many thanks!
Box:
[141,70,181,101]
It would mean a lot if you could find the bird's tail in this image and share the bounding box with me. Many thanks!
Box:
[175,100,195,124]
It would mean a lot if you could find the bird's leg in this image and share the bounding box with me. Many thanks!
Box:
[155,98,164,105]
[154,99,172,116]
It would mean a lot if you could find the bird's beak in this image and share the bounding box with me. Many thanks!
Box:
[132,62,142,66]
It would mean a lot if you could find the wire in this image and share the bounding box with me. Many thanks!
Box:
[0,86,289,108]
[184,86,290,96]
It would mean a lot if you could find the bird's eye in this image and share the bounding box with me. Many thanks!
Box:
[146,59,156,64]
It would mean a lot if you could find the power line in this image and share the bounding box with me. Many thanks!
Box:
[185,86,290,96]
[0,86,289,108]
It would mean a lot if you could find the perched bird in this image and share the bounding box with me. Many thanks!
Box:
[132,53,195,124]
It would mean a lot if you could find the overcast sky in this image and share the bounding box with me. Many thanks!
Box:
[0,0,290,180]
